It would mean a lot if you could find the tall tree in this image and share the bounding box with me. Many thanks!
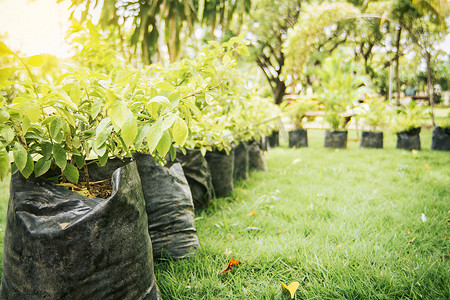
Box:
[62,0,250,64]
[248,0,302,105]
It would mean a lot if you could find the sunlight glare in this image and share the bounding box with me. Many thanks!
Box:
[0,0,71,57]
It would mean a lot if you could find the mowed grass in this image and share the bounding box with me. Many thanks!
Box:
[0,129,449,299]
[155,129,449,299]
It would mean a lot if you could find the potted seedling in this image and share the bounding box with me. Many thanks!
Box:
[359,96,388,148]
[392,101,424,151]
[316,53,366,149]
[431,112,450,151]
[285,97,318,148]
[0,44,166,299]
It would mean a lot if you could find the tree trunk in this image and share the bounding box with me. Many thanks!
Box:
[426,51,435,126]
[395,26,402,106]
[274,80,286,105]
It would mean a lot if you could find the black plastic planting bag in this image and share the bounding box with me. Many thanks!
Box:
[170,148,213,210]
[324,130,348,149]
[233,142,249,180]
[133,153,199,260]
[268,131,279,148]
[248,140,268,171]
[431,126,450,151]
[260,136,269,152]
[205,150,234,197]
[396,127,421,150]
[289,129,308,148]
[360,131,383,148]
[1,161,161,300]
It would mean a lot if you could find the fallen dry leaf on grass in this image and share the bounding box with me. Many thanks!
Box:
[281,281,300,299]
[245,209,255,217]
[221,258,242,273]
[291,158,302,164]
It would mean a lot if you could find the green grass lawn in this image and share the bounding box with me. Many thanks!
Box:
[0,129,449,299]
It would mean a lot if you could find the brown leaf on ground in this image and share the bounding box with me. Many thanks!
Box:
[245,209,255,217]
[221,258,242,273]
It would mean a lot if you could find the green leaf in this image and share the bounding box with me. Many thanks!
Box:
[28,55,44,67]
[91,99,102,119]
[70,82,82,106]
[162,114,178,130]
[34,157,51,177]
[120,114,138,147]
[0,41,13,56]
[237,45,250,56]
[0,148,10,181]
[74,153,84,169]
[12,96,29,105]
[96,117,111,134]
[222,53,233,66]
[155,82,175,92]
[72,136,81,148]
[50,117,62,139]
[98,152,108,167]
[172,118,188,146]
[21,153,34,178]
[0,68,15,84]
[108,101,130,131]
[13,142,27,171]
[95,124,112,149]
[156,131,171,157]
[1,126,15,144]
[93,142,107,157]
[22,116,31,134]
[168,92,181,108]
[20,101,41,123]
[63,164,79,184]
[146,121,163,153]
[135,124,150,145]
[208,41,221,49]
[0,110,9,124]
[169,145,176,161]
[53,143,67,170]
[41,142,53,160]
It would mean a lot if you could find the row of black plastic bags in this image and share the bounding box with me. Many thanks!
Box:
[0,139,270,299]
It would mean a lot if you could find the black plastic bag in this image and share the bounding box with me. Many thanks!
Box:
[233,142,249,180]
[324,130,348,149]
[360,131,383,148]
[205,150,234,197]
[260,136,269,152]
[268,131,279,148]
[248,140,268,171]
[170,148,213,210]
[133,153,199,260]
[289,129,308,148]
[396,127,421,150]
[1,161,161,300]
[431,126,450,151]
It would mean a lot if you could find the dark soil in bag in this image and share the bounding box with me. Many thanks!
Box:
[0,161,161,300]
[431,126,450,151]
[396,127,421,150]
[205,150,234,198]
[360,131,383,149]
[233,142,249,180]
[133,153,199,260]
[248,140,268,171]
